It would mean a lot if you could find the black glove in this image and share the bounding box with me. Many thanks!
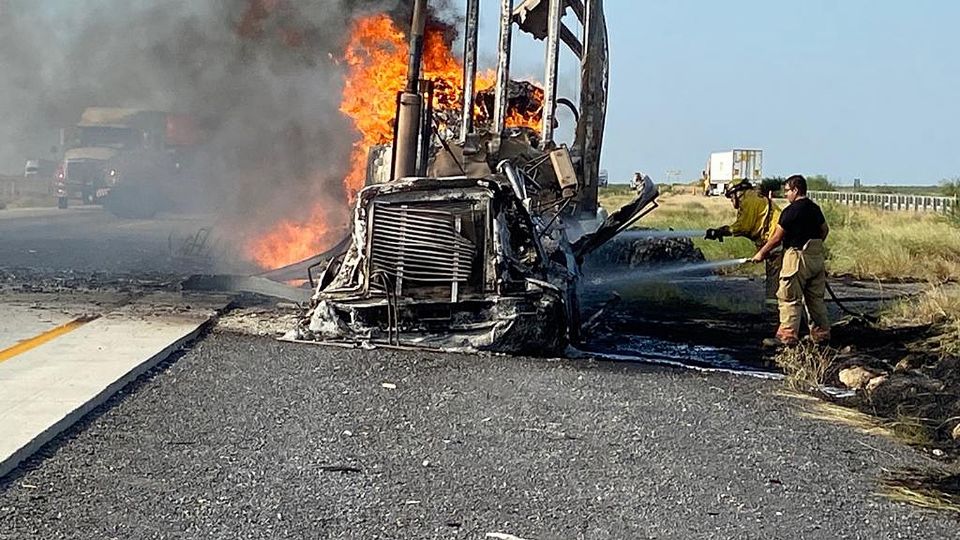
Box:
[705,228,724,242]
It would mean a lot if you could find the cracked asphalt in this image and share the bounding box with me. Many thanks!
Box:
[1,330,956,539]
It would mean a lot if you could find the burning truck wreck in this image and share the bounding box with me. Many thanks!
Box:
[286,0,658,355]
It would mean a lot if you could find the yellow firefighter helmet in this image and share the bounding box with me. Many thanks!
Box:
[724,177,753,198]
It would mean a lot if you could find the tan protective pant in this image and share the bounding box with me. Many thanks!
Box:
[764,251,783,301]
[776,240,830,343]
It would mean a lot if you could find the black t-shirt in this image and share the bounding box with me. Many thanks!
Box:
[778,197,826,249]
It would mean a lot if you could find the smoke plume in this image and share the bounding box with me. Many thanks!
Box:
[0,0,423,237]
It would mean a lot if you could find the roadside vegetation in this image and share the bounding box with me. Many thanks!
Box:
[940,177,960,197]
[599,186,960,282]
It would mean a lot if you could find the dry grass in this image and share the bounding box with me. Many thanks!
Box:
[879,468,960,515]
[883,285,960,356]
[773,341,836,392]
[600,188,732,230]
[777,340,943,446]
[787,391,935,446]
[944,321,960,358]
[798,399,898,439]
[599,188,960,282]
[775,344,941,446]
[825,204,960,281]
[632,192,733,231]
[883,416,937,446]
[884,285,960,326]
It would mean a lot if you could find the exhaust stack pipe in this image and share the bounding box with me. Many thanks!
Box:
[492,0,514,139]
[540,0,562,150]
[392,0,429,180]
[460,0,480,143]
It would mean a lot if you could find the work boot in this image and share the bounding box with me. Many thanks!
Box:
[775,326,800,345]
[810,326,831,345]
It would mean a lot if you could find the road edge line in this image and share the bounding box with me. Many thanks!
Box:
[0,315,100,364]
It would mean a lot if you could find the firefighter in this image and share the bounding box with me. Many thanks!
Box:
[704,178,783,302]
[751,174,830,346]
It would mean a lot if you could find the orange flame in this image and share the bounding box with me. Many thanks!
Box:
[246,219,329,270]
[246,13,543,269]
[338,14,407,198]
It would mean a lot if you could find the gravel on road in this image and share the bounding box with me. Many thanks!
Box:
[0,331,955,539]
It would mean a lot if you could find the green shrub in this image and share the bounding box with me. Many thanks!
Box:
[806,174,836,191]
[940,178,960,228]
[819,201,864,229]
[940,178,960,198]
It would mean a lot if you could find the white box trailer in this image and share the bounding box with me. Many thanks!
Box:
[704,149,762,196]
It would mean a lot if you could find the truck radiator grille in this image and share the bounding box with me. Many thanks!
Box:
[65,161,104,184]
[370,204,476,285]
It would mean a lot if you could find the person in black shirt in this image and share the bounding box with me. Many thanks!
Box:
[751,175,830,346]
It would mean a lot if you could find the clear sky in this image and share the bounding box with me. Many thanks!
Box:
[472,0,959,185]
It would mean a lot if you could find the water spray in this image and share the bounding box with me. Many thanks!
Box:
[617,229,707,241]
[587,258,750,285]
[647,258,750,276]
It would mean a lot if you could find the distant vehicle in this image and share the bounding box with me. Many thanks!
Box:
[24,159,57,179]
[598,169,609,188]
[702,149,762,196]
[56,108,203,217]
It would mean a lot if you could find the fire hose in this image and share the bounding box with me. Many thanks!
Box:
[825,278,879,324]
[732,257,879,325]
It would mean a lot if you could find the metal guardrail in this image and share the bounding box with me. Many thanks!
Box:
[808,191,957,214]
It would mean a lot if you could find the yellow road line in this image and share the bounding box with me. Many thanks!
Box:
[0,315,100,363]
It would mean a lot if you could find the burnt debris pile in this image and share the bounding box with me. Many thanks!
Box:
[585,234,705,269]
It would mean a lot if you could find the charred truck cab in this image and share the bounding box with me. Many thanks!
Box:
[307,175,573,353]
[293,0,659,354]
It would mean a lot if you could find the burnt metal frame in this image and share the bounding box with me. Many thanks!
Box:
[478,0,608,217]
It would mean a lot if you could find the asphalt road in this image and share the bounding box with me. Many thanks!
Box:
[0,206,956,538]
[0,206,243,275]
[1,331,957,539]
